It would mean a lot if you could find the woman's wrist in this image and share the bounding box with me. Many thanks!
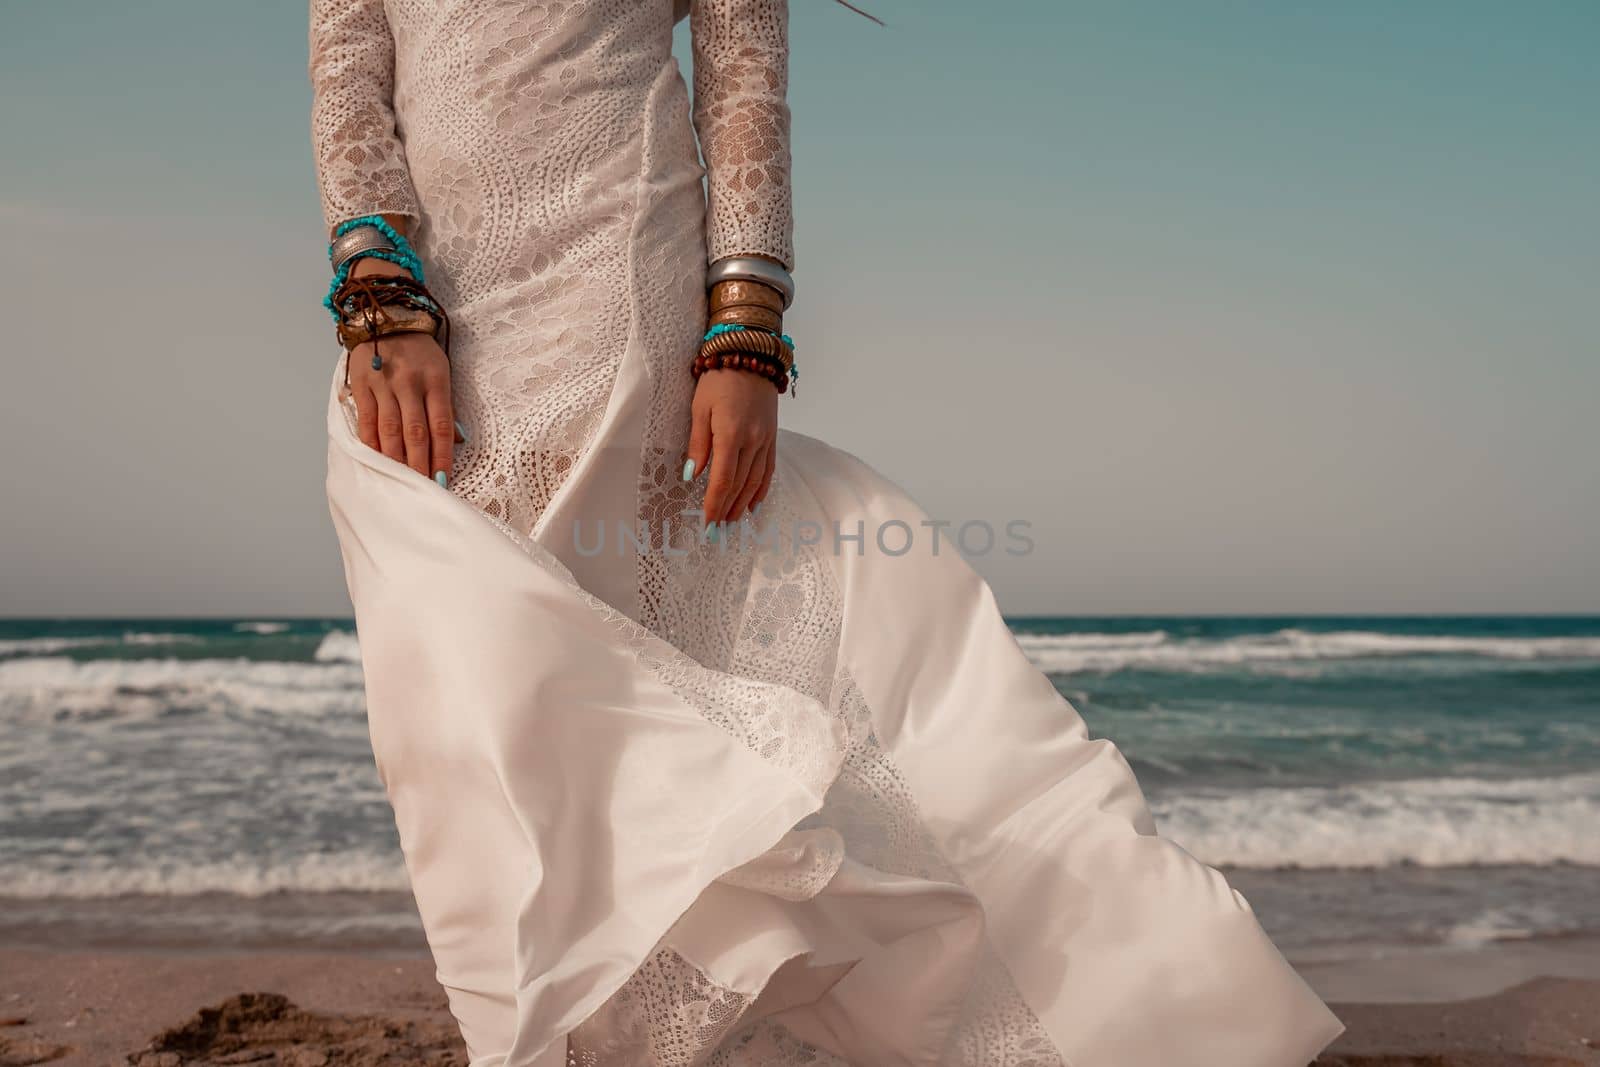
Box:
[350,255,414,279]
[696,253,798,395]
[327,212,412,243]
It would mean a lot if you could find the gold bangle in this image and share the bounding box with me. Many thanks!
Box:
[698,329,793,370]
[709,279,785,315]
[707,305,782,333]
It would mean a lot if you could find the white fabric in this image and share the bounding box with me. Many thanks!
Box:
[313,1,1344,1064]
[326,388,1342,1065]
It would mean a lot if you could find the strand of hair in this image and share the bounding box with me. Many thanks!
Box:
[830,0,885,26]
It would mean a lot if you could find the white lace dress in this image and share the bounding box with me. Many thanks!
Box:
[310,2,1343,1065]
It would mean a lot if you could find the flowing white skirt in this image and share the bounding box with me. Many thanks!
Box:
[325,366,1342,1067]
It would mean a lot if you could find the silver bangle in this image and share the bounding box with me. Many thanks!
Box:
[706,255,795,309]
[330,225,396,274]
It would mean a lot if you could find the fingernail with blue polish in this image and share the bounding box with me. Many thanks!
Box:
[454,419,470,442]
[435,471,449,488]
[705,522,719,543]
[682,459,696,482]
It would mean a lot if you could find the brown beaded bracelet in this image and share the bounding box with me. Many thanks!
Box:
[691,350,791,394]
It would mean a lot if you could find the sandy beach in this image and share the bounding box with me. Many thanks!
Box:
[2,948,1598,1067]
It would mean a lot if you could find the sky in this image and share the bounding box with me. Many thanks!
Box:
[0,0,1595,616]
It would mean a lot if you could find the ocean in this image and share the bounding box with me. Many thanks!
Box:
[3,615,1597,969]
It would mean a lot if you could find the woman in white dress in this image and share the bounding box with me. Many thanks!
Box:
[310,1,1344,1064]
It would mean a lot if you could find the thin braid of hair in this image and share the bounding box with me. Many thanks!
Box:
[828,0,884,25]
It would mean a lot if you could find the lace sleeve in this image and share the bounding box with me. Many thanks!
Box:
[690,0,795,271]
[309,0,421,232]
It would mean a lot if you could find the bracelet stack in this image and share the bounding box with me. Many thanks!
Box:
[692,324,795,393]
[696,258,799,395]
[323,215,425,320]
[324,216,450,384]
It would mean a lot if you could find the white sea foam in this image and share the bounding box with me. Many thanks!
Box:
[0,632,198,656]
[123,632,202,647]
[314,630,363,664]
[1014,628,1600,675]
[1154,773,1600,869]
[0,851,409,899]
[1013,630,1169,650]
[0,636,105,655]
[0,655,365,721]
[234,621,291,634]
[10,777,1594,896]
[1443,906,1558,947]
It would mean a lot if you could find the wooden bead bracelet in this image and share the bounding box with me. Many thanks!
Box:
[691,350,791,394]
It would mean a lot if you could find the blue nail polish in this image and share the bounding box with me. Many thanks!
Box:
[705,522,719,543]
[434,471,448,488]
[682,459,696,481]
[454,419,470,442]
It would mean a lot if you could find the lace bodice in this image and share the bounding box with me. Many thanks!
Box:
[309,0,794,269]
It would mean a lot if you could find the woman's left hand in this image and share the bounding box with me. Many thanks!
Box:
[685,369,779,527]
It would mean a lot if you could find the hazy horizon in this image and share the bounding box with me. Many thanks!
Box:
[5,611,1599,621]
[2,1,1595,616]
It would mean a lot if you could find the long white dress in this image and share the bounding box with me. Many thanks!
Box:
[310,2,1344,1064]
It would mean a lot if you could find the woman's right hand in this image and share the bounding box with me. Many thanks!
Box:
[344,258,459,485]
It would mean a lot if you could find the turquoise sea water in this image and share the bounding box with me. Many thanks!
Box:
[2,615,1596,956]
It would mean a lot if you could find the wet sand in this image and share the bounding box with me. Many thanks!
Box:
[2,947,1597,1066]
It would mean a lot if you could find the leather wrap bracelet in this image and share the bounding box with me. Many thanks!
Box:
[331,273,452,384]
[335,303,443,350]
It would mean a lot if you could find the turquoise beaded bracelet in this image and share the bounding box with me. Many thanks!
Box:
[702,323,794,348]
